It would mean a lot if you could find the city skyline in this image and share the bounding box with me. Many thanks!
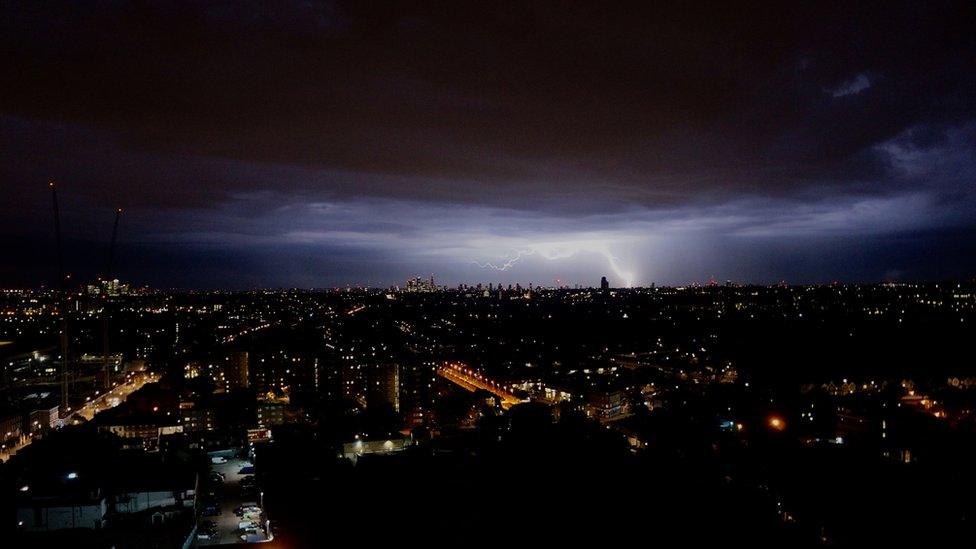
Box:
[2,2,975,288]
[4,280,975,545]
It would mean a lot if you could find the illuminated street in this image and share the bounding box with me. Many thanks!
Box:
[71,371,160,422]
[0,371,158,462]
[437,362,523,409]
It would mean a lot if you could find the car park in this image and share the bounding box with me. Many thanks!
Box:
[208,456,271,543]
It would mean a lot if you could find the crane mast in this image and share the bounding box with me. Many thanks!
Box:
[50,181,69,414]
[102,208,123,390]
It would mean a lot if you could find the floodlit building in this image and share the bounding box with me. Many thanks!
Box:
[30,403,61,432]
[586,390,627,420]
[95,412,183,451]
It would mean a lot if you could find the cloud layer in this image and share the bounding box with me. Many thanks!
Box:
[1,1,975,287]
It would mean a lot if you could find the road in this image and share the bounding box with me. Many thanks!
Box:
[437,362,523,409]
[0,371,159,462]
[72,371,160,421]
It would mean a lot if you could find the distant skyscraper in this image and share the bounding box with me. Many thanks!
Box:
[404,275,438,292]
[600,276,610,290]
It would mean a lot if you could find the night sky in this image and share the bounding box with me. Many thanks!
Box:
[2,1,975,288]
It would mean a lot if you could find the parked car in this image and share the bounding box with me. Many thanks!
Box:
[238,520,257,530]
[234,503,260,516]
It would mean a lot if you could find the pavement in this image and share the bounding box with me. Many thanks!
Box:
[196,456,270,545]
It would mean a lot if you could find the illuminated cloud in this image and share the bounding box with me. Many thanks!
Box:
[472,239,636,287]
[830,74,872,97]
[1,2,974,287]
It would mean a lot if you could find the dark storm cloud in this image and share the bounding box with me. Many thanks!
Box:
[1,1,975,287]
[4,1,974,202]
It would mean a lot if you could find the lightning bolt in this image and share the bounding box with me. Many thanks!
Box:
[475,249,535,271]
[600,249,635,288]
[475,243,636,287]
